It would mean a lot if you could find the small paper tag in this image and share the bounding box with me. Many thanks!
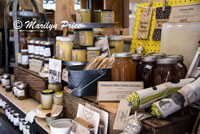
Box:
[113,99,131,130]
[62,69,69,82]
[49,58,62,82]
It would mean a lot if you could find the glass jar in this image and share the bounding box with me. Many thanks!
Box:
[43,58,49,73]
[34,40,41,59]
[39,41,45,60]
[10,30,14,37]
[21,49,29,68]
[13,113,20,127]
[153,58,181,86]
[56,36,62,59]
[48,80,62,92]
[41,89,54,110]
[19,30,26,38]
[72,47,87,62]
[78,29,93,47]
[54,91,63,105]
[151,53,166,59]
[2,101,7,109]
[27,40,35,59]
[2,74,11,87]
[109,46,115,56]
[92,10,101,22]
[26,125,30,134]
[109,36,124,53]
[59,37,74,61]
[19,118,25,131]
[22,121,28,134]
[17,82,28,100]
[112,53,136,81]
[87,47,101,62]
[39,30,47,40]
[27,30,37,38]
[140,56,157,88]
[132,54,142,81]
[13,81,22,97]
[167,55,187,79]
[7,107,12,120]
[76,9,91,23]
[101,10,115,23]
[10,110,15,123]
[44,41,54,58]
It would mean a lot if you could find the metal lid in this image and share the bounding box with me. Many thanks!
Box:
[101,9,114,12]
[60,37,74,42]
[151,53,166,58]
[157,58,177,65]
[18,82,28,89]
[27,40,35,44]
[54,91,63,97]
[44,41,54,46]
[34,40,41,44]
[132,54,142,60]
[5,85,12,89]
[166,55,184,62]
[93,10,101,12]
[41,89,54,94]
[27,30,37,33]
[114,52,132,58]
[87,47,101,51]
[142,56,157,62]
[109,36,123,41]
[77,9,91,12]
[2,74,11,79]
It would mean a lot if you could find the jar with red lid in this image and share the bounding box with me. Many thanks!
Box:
[167,55,187,79]
[132,54,142,81]
[139,56,157,88]
[153,58,181,86]
[112,53,136,81]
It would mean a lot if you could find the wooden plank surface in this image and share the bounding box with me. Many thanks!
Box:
[55,0,75,30]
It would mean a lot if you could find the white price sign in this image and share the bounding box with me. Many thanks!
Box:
[48,58,62,82]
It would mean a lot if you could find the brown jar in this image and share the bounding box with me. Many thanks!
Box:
[112,53,136,81]
[167,55,187,79]
[27,30,37,38]
[153,58,181,86]
[21,49,29,68]
[140,56,157,88]
[19,30,26,38]
[17,82,28,100]
[132,54,142,81]
[39,30,47,40]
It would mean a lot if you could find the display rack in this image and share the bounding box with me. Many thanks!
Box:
[130,0,200,55]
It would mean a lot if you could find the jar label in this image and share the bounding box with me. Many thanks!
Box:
[2,79,10,86]
[177,63,183,68]
[22,55,29,65]
[145,65,152,70]
[28,45,34,54]
[17,90,25,97]
[79,32,86,46]
[87,51,98,62]
[44,48,51,57]
[34,46,40,55]
[39,46,45,56]
[76,12,81,23]
[102,13,114,23]
[18,53,22,64]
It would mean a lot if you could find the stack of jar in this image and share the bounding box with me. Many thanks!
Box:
[131,53,187,88]
[76,9,115,23]
[12,82,28,100]
[0,100,30,134]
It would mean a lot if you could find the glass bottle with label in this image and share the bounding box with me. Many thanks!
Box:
[27,40,35,61]
[17,82,28,100]
[153,58,181,86]
[112,53,136,81]
[39,41,45,60]
[1,74,11,87]
[167,55,187,79]
[139,56,157,88]
[44,41,54,58]
[109,36,124,53]
[21,38,29,68]
[34,40,41,60]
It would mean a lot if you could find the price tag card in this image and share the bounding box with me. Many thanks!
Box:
[48,58,62,82]
[97,81,144,102]
[62,69,68,82]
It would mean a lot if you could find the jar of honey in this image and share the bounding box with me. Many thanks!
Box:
[79,29,93,47]
[112,53,136,81]
[139,56,157,88]
[76,9,91,23]
[72,47,87,62]
[109,36,124,53]
[153,58,181,86]
[59,37,74,61]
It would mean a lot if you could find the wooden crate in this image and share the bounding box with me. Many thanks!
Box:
[63,89,122,134]
[63,88,198,134]
[14,67,48,102]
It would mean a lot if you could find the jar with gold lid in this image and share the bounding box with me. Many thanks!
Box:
[109,36,124,53]
[76,9,91,23]
[153,58,181,86]
[48,80,62,92]
[54,91,63,105]
[41,89,54,110]
[72,47,87,62]
[139,56,157,88]
[112,53,136,81]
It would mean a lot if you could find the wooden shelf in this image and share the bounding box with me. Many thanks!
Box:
[0,86,50,134]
